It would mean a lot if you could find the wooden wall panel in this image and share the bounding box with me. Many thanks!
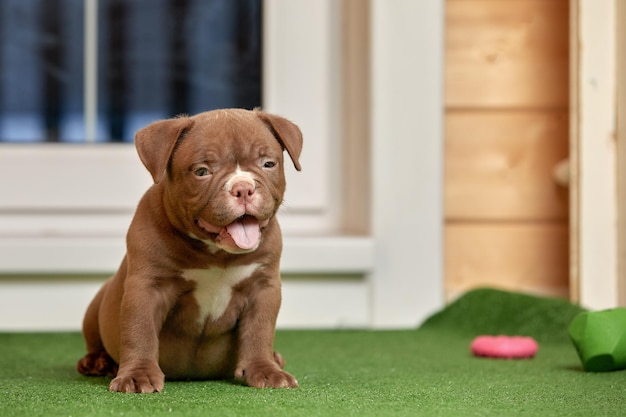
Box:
[446,111,568,220]
[444,0,570,300]
[446,223,569,300]
[446,0,569,108]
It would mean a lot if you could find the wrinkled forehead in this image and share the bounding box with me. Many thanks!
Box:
[173,111,284,164]
[193,110,265,140]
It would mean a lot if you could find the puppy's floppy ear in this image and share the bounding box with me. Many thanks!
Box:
[255,110,303,171]
[134,116,194,183]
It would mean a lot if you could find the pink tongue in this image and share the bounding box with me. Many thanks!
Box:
[226,217,261,249]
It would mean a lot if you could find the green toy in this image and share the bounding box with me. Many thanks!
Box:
[568,308,626,372]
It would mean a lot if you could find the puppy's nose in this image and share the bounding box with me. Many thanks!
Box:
[231,181,255,202]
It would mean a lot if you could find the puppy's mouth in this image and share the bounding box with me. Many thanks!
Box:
[197,215,267,250]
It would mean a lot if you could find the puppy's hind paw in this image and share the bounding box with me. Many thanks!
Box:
[77,351,118,377]
[273,351,286,368]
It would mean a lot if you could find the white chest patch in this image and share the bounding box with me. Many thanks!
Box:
[182,263,260,324]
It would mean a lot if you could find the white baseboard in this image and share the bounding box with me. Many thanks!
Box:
[0,277,369,331]
[0,236,374,331]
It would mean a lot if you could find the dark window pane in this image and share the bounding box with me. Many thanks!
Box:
[0,0,262,143]
[0,0,84,142]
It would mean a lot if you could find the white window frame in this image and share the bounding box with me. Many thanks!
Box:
[0,0,444,330]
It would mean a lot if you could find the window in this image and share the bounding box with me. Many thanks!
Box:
[0,0,343,264]
[0,0,261,143]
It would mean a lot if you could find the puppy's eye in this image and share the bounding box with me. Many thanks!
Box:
[263,161,277,169]
[193,166,211,177]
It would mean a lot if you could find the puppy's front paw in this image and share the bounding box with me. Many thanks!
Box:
[109,361,165,393]
[236,360,299,388]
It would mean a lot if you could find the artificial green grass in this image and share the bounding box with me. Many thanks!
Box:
[1,288,625,417]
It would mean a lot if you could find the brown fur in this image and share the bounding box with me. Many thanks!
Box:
[77,109,302,392]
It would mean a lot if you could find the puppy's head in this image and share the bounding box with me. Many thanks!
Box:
[135,109,302,254]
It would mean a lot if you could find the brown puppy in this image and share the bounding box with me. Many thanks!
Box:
[77,109,302,392]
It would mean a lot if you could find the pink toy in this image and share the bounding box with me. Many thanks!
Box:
[470,335,539,359]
